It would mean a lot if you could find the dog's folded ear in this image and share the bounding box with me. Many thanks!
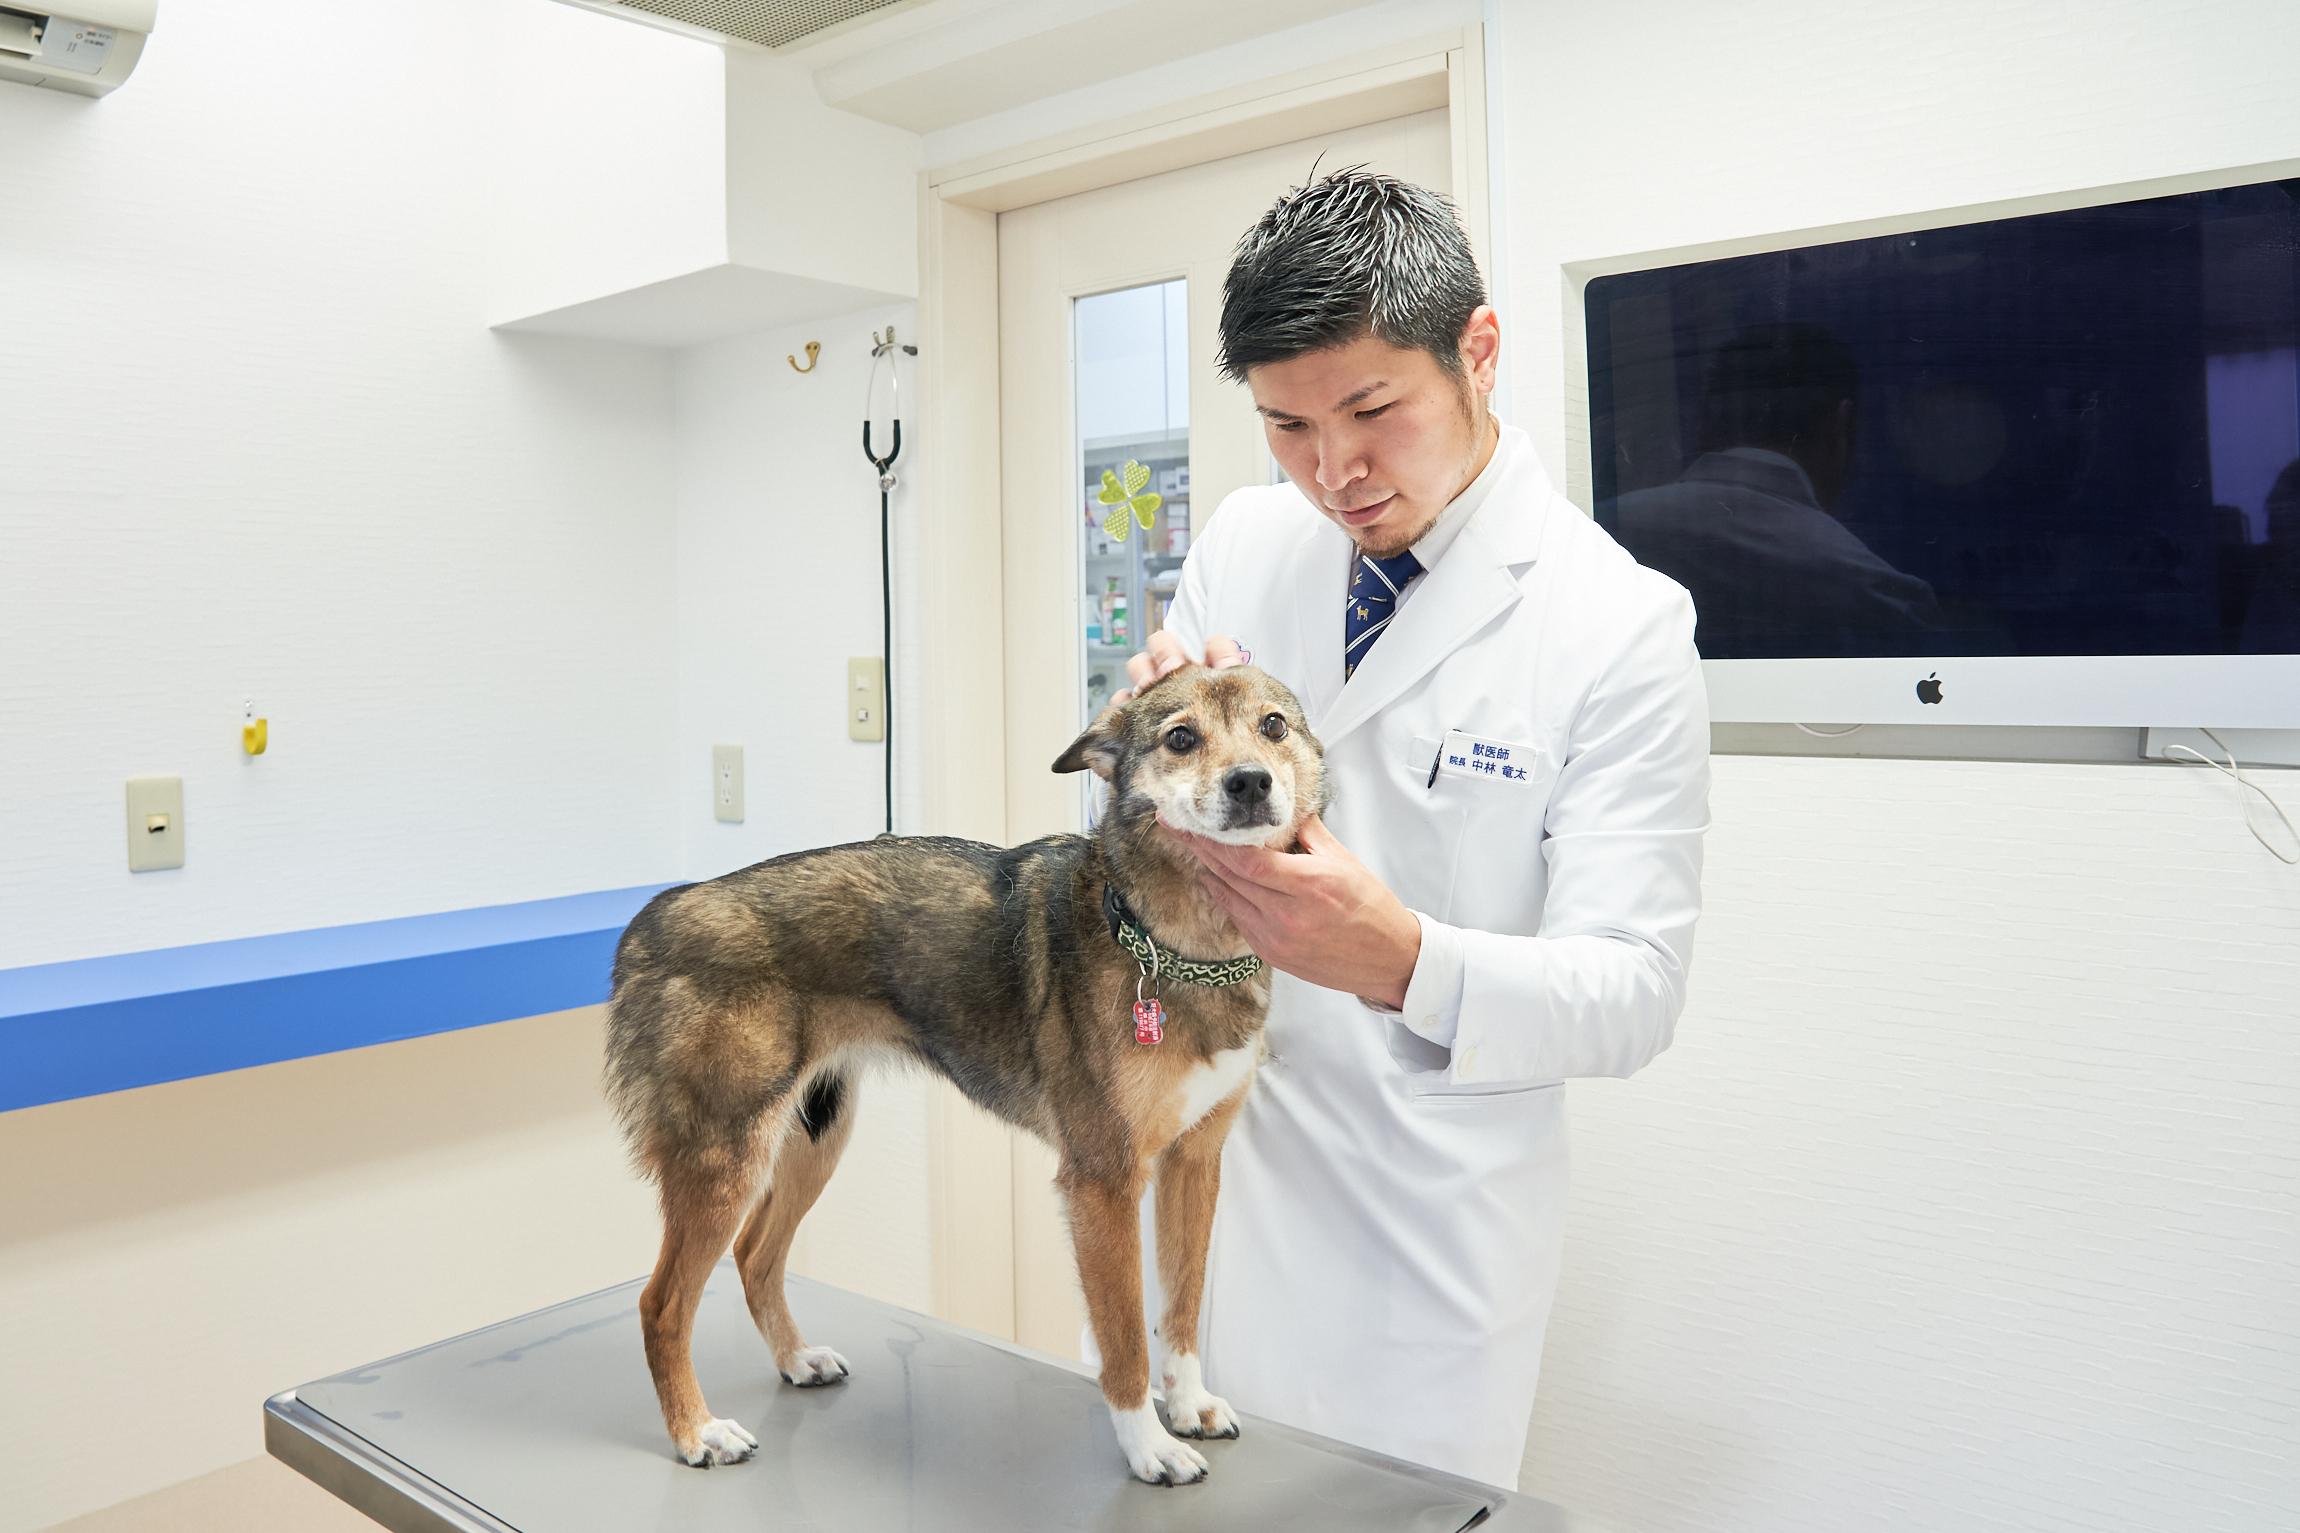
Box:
[1052,705,1127,779]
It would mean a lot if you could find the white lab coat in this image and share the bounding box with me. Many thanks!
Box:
[1142,422,1710,1490]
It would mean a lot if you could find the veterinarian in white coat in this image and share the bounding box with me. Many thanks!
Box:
[1115,169,1710,1491]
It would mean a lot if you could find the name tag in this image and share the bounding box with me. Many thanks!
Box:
[1436,730,1539,785]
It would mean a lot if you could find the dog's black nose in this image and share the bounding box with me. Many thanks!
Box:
[1223,765,1273,805]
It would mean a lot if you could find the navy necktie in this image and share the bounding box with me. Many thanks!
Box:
[1345,547,1424,680]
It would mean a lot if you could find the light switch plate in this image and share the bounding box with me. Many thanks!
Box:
[848,657,885,743]
[712,745,744,823]
[126,776,184,871]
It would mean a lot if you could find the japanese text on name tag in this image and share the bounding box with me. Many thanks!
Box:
[1441,734,1536,783]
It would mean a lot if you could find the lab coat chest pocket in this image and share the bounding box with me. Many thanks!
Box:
[1386,733,1472,925]
[1431,734,1553,936]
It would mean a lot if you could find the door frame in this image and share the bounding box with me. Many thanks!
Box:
[910,25,1494,1343]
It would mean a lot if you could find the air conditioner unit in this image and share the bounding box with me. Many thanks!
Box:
[0,2,154,97]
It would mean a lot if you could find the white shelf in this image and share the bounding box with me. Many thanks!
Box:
[491,263,908,349]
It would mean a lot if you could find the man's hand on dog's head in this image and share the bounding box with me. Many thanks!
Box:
[1114,632,1247,705]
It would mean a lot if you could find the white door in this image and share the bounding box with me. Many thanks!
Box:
[995,110,1457,1355]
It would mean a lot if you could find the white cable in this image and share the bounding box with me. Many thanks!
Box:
[1794,721,1866,739]
[2164,729,2300,865]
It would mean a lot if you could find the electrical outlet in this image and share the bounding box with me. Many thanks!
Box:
[126,776,184,871]
[848,658,885,743]
[712,745,744,823]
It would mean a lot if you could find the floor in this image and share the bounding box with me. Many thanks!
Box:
[42,1456,381,1533]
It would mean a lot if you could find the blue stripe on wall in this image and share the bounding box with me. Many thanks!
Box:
[0,883,679,1114]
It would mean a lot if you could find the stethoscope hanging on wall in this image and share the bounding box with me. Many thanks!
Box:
[864,325,916,839]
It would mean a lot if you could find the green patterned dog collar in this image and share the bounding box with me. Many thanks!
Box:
[1102,885,1265,988]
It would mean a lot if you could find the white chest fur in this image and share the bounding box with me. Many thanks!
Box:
[1172,1045,1257,1136]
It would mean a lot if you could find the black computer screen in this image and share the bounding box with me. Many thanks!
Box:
[1586,178,2300,659]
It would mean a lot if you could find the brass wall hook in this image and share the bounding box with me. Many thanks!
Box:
[788,340,821,374]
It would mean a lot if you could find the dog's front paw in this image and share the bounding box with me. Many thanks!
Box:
[1160,1354,1241,1440]
[1162,1385,1240,1440]
[676,1417,758,1467]
[779,1344,851,1387]
[1110,1402,1209,1486]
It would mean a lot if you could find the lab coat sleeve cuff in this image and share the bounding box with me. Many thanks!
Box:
[1360,911,1465,1051]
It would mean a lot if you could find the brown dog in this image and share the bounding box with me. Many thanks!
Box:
[602,662,1325,1484]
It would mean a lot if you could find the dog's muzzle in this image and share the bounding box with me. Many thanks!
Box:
[1220,765,1279,829]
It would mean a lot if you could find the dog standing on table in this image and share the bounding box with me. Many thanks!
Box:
[602,662,1324,1485]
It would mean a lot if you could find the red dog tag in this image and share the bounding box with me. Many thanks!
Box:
[1133,998,1165,1046]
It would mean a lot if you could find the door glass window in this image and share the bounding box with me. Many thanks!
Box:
[1075,280,1190,726]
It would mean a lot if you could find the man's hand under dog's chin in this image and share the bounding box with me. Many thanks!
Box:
[1161,812,1423,1008]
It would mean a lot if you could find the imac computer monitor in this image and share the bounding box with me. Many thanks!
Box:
[1583,174,2300,727]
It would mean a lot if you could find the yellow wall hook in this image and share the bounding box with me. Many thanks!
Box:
[243,702,268,756]
[789,341,821,374]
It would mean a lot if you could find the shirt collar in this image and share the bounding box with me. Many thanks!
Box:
[1407,414,1511,571]
[1708,445,1821,506]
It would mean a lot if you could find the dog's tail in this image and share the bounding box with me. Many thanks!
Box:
[602,884,831,1193]
[601,886,698,1187]
[793,1071,850,1145]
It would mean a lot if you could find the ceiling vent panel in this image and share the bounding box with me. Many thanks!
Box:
[557,0,911,51]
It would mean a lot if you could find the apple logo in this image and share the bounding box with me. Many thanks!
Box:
[1916,672,1944,705]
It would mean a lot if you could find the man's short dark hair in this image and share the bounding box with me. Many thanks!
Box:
[1218,165,1487,383]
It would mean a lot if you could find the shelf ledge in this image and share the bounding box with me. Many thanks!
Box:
[0,884,678,1113]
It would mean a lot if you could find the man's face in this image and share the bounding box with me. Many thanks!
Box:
[1247,309,1500,559]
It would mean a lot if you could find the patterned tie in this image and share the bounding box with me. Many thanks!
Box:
[1344,547,1424,680]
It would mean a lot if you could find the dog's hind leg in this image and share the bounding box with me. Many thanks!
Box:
[1153,1088,1248,1441]
[639,1125,775,1468]
[734,1070,858,1387]
[1061,1164,1210,1487]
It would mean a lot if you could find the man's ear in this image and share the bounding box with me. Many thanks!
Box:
[1052,704,1127,779]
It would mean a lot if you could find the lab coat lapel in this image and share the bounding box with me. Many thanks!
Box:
[1285,515,1352,729]
[1311,443,1551,752]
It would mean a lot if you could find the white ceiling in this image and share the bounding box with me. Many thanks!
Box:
[781,0,1390,134]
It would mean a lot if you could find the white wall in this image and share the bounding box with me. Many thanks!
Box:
[486,0,729,324]
[0,1008,663,1532]
[669,306,936,1315]
[1489,1,2300,1526]
[0,2,681,1524]
[724,51,920,303]
[918,0,1483,170]
[489,6,921,338]
[0,0,683,967]
[672,307,924,874]
[0,4,934,1526]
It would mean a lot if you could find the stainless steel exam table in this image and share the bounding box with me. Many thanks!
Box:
[266,1262,1587,1532]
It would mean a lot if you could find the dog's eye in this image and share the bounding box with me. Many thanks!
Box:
[1165,726,1197,753]
[1260,713,1289,742]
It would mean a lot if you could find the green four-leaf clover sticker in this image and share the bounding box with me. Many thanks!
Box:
[1098,459,1163,542]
